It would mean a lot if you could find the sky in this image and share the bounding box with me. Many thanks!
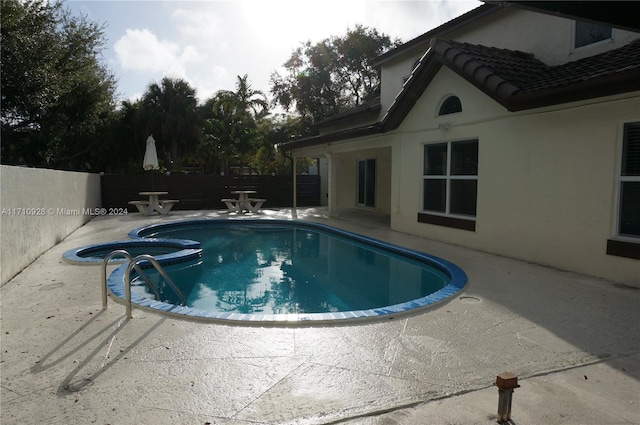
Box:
[64,0,480,106]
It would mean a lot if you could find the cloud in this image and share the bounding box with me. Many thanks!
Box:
[190,65,232,101]
[173,7,223,40]
[113,28,205,77]
[366,1,480,43]
[106,0,480,104]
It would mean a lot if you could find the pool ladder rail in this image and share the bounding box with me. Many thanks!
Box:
[101,250,188,318]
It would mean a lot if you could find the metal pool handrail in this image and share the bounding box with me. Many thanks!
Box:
[124,254,188,318]
[101,250,187,318]
[101,250,160,310]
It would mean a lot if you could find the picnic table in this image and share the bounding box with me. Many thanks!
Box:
[222,190,266,213]
[129,191,178,215]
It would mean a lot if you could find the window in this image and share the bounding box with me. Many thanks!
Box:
[608,122,640,259]
[618,122,640,238]
[438,96,462,116]
[420,140,478,230]
[357,159,376,208]
[574,21,612,49]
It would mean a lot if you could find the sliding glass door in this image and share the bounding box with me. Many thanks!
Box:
[357,159,376,208]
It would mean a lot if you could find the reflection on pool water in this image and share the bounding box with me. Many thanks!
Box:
[108,219,467,323]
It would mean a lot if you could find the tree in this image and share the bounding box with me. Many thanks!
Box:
[1,0,118,170]
[96,100,146,173]
[139,77,200,170]
[270,25,400,123]
[249,117,291,175]
[201,75,268,174]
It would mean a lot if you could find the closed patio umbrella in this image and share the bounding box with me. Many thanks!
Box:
[143,135,160,190]
[143,135,159,171]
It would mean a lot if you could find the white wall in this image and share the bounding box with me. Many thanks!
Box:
[319,157,329,206]
[379,8,640,116]
[453,8,640,66]
[292,7,640,285]
[391,69,640,285]
[330,148,392,214]
[0,165,101,286]
[295,139,393,214]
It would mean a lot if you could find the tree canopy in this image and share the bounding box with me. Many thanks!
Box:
[139,77,200,170]
[1,2,402,174]
[1,0,118,170]
[270,25,400,123]
[200,75,273,174]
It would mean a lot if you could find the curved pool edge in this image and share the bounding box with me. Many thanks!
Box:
[62,238,202,265]
[105,218,468,325]
[107,263,466,325]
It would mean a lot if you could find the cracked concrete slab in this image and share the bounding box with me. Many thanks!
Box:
[1,208,639,424]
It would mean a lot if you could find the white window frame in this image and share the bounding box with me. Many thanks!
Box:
[422,139,478,219]
[615,121,640,240]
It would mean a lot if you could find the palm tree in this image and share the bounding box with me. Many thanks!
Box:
[206,75,268,174]
[216,74,269,119]
[140,77,199,170]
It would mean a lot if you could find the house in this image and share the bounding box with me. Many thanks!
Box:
[282,2,640,285]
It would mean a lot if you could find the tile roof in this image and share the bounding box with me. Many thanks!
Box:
[522,39,640,93]
[430,39,549,97]
[311,97,381,129]
[283,38,640,150]
[437,37,640,94]
[432,37,640,110]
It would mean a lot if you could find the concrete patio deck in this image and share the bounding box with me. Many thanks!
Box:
[1,207,638,424]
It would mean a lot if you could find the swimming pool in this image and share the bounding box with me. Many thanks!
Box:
[104,219,467,323]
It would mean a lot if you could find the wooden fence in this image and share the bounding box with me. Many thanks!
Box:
[101,174,321,212]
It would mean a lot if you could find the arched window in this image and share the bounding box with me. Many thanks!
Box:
[438,95,462,116]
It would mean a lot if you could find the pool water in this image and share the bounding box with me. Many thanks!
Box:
[132,225,451,315]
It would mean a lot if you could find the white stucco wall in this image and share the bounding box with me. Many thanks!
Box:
[319,157,329,206]
[0,165,101,286]
[379,8,640,116]
[332,148,392,214]
[390,69,640,285]
[293,7,640,286]
[453,8,640,65]
[296,140,393,215]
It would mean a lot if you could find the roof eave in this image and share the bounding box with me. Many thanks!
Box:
[281,125,381,151]
[311,102,381,129]
[381,59,443,131]
[284,40,640,151]
[487,1,640,32]
[371,4,501,67]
